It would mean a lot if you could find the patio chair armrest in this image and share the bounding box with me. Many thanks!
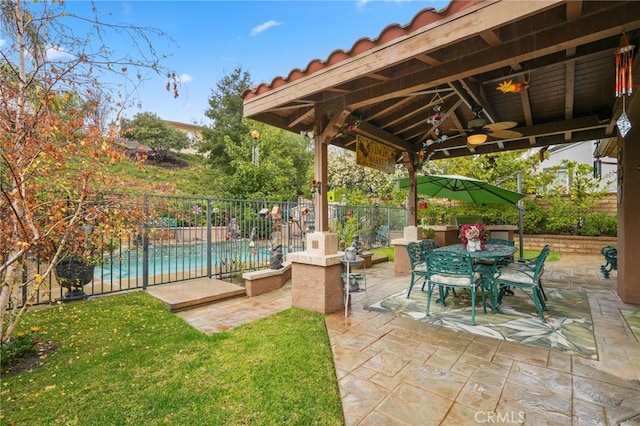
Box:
[496,261,535,273]
[494,264,535,282]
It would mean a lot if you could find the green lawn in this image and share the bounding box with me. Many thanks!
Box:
[1,293,344,425]
[522,249,561,262]
[371,246,394,261]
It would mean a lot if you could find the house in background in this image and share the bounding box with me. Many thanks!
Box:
[163,120,207,156]
[539,140,617,193]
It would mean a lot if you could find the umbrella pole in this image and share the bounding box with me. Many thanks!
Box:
[517,171,525,262]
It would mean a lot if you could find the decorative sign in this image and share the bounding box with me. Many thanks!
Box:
[355,135,396,173]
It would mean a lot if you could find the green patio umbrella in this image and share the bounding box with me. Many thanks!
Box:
[399,173,526,261]
[398,174,525,205]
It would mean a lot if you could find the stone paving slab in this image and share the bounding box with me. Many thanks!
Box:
[146,277,245,311]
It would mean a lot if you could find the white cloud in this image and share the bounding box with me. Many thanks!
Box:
[179,73,193,84]
[251,20,281,36]
[46,45,72,60]
[357,0,412,9]
[0,39,6,48]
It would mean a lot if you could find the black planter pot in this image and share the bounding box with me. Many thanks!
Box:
[56,258,94,301]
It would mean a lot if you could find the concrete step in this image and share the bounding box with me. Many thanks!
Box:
[146,278,246,312]
[372,255,389,265]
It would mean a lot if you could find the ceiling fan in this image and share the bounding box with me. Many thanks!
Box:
[461,106,523,146]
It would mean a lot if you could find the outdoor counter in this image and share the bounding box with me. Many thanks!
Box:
[392,225,519,276]
[423,224,519,247]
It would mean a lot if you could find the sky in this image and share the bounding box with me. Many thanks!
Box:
[56,0,451,125]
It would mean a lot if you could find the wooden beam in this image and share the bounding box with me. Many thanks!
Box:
[354,120,412,152]
[314,117,329,233]
[428,127,609,160]
[566,0,583,21]
[423,115,607,154]
[344,5,640,111]
[321,110,351,140]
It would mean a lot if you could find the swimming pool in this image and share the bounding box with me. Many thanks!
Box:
[97,241,272,281]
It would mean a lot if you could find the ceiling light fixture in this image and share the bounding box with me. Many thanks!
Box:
[467,133,488,145]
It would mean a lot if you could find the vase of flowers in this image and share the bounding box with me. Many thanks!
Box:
[459,223,487,252]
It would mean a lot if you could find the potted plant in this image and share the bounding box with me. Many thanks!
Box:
[422,227,436,240]
[55,223,101,301]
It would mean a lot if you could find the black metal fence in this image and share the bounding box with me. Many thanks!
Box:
[22,195,407,306]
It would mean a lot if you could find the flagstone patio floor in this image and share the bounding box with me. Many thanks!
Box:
[175,254,640,425]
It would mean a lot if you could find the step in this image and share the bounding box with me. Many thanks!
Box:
[146,278,246,312]
[372,255,389,265]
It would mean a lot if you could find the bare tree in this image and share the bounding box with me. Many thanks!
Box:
[0,0,178,343]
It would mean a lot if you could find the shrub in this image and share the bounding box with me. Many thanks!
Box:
[479,205,519,225]
[1,327,40,368]
[578,212,617,236]
[545,197,580,234]
[522,200,547,234]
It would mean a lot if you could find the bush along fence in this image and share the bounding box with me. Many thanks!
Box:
[20,195,407,307]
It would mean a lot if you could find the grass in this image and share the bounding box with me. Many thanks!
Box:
[107,152,220,196]
[371,246,394,261]
[522,249,561,262]
[1,293,343,425]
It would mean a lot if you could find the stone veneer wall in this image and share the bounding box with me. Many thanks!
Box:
[522,234,616,255]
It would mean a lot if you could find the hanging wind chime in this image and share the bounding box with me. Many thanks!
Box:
[419,95,449,168]
[615,34,635,137]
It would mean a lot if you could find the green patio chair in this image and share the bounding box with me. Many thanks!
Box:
[405,239,440,299]
[419,238,437,254]
[425,251,484,325]
[508,244,550,301]
[480,238,516,295]
[405,242,428,298]
[493,244,550,322]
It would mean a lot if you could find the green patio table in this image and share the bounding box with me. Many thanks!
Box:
[433,243,517,313]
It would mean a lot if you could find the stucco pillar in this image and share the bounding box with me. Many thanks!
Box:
[617,92,640,304]
[287,232,344,314]
[392,226,423,276]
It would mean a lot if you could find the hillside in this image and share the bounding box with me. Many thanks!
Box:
[108,152,220,196]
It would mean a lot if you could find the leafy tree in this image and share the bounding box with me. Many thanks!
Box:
[542,160,608,233]
[121,112,189,161]
[200,66,253,174]
[200,68,313,200]
[220,122,313,201]
[430,150,553,194]
[328,150,405,204]
[1,1,177,343]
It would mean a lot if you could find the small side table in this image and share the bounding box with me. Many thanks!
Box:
[341,257,367,317]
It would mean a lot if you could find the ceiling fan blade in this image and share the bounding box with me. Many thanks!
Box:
[484,121,518,131]
[490,129,523,139]
[447,128,470,135]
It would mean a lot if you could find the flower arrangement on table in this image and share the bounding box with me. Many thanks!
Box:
[459,223,487,251]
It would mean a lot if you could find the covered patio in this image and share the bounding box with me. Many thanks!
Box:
[326,255,640,424]
[242,0,640,305]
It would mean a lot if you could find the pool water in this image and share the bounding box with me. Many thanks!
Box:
[97,242,271,280]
